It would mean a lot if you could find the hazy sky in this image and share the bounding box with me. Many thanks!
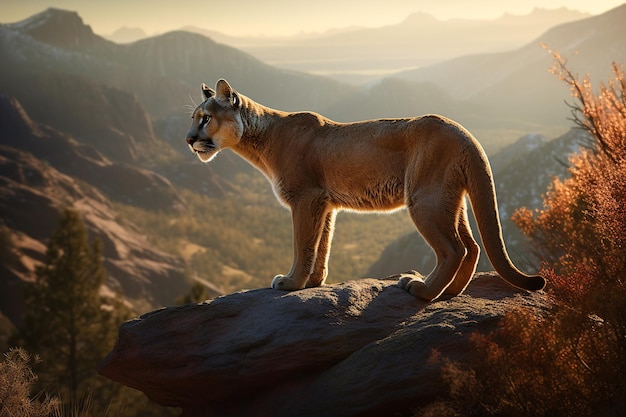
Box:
[1,0,625,36]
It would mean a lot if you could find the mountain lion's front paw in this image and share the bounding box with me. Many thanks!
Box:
[397,272,433,301]
[271,274,305,291]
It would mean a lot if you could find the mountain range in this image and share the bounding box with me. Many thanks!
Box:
[240,8,589,82]
[142,8,590,83]
[0,5,625,334]
[0,94,200,323]
[397,4,626,127]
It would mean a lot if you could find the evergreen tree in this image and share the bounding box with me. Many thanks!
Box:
[15,208,130,405]
[176,280,211,305]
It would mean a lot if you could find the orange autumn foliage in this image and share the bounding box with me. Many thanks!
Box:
[417,53,626,417]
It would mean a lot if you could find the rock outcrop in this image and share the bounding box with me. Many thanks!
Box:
[99,272,548,417]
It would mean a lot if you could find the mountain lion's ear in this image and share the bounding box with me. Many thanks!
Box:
[231,91,240,108]
[202,83,215,100]
[216,79,240,108]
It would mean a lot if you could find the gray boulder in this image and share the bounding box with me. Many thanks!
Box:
[98,272,548,417]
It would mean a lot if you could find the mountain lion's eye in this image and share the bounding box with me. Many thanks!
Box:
[201,115,210,126]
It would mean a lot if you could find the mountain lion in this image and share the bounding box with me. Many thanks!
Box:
[185,79,545,301]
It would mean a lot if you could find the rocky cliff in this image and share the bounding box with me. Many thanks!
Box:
[99,272,547,417]
[0,95,216,323]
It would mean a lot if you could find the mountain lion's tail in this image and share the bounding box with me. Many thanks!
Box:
[465,144,546,292]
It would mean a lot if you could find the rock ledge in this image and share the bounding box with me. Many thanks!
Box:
[98,272,547,417]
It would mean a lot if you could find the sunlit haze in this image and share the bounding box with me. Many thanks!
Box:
[1,0,625,36]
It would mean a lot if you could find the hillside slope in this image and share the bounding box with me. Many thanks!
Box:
[395,4,626,126]
[1,8,356,119]
[0,95,221,325]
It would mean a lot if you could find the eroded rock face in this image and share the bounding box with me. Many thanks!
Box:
[98,272,548,417]
[0,95,198,322]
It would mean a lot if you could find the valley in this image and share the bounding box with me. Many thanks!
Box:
[1,4,625,331]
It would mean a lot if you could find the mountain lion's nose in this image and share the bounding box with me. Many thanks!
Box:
[186,136,197,145]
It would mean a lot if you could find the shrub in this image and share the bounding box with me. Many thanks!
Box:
[0,348,59,417]
[512,54,626,402]
[418,53,626,416]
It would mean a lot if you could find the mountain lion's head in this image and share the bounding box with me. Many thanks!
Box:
[186,79,244,162]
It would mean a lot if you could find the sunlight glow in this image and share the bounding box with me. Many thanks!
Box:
[1,0,625,37]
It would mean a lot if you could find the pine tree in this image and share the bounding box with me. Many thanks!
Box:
[176,280,211,305]
[15,208,130,405]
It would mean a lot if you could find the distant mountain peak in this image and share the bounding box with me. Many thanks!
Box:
[8,7,105,49]
[10,8,85,31]
[496,7,590,25]
[105,26,149,44]
[400,12,441,27]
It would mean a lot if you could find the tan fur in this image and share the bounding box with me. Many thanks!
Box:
[186,79,546,301]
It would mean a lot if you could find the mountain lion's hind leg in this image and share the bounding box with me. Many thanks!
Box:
[399,192,467,301]
[443,200,479,296]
